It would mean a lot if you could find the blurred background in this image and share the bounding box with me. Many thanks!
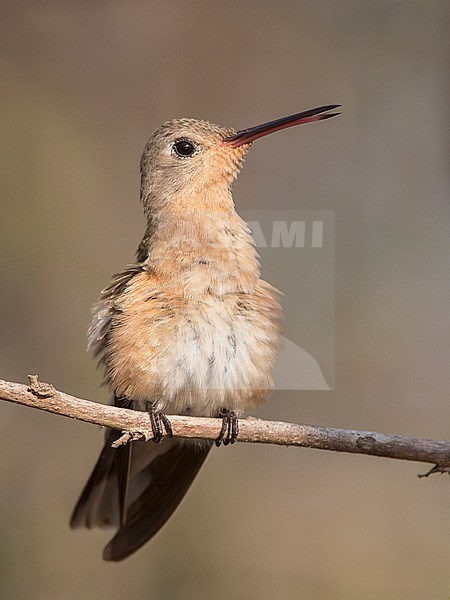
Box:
[1,2,448,599]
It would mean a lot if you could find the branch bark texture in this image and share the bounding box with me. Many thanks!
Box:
[1,377,449,468]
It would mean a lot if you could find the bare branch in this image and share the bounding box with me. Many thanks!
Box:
[0,376,449,468]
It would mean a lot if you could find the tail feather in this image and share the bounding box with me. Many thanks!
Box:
[71,432,212,561]
[103,439,212,561]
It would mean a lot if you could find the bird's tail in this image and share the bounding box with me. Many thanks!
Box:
[70,430,212,561]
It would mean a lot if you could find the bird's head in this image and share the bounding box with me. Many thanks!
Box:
[140,105,340,215]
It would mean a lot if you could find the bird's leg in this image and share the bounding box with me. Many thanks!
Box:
[215,409,239,447]
[145,402,173,443]
[159,412,173,438]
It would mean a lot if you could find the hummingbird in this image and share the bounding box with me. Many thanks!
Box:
[70,104,340,561]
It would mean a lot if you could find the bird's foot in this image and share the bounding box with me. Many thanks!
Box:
[145,402,173,443]
[215,409,239,447]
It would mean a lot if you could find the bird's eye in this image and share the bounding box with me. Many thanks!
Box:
[173,139,196,158]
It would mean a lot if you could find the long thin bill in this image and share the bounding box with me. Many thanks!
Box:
[223,104,341,147]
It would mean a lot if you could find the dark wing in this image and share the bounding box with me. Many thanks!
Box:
[71,433,212,561]
[70,426,124,529]
[75,263,145,528]
[72,248,212,561]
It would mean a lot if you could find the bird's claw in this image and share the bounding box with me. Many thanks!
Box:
[215,409,239,446]
[145,402,173,443]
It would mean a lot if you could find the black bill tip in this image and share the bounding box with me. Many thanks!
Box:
[224,104,341,147]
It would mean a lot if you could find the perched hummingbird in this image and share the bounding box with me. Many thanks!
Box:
[70,105,340,561]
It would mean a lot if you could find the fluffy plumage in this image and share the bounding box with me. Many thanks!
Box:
[71,117,281,561]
